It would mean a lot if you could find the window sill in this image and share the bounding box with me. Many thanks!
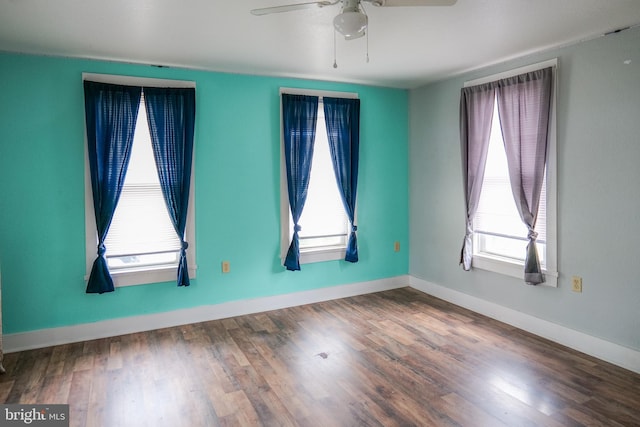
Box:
[299,245,347,264]
[84,265,197,288]
[472,254,557,287]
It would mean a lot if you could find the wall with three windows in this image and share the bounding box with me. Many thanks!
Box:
[409,26,640,351]
[0,53,409,335]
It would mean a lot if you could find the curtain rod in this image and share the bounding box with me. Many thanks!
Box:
[82,73,195,88]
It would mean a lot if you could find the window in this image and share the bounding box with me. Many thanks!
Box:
[473,98,547,266]
[465,60,558,286]
[84,75,196,288]
[279,89,357,265]
[104,96,182,271]
[295,105,350,251]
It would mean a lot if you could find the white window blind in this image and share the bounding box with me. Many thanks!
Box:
[104,95,181,269]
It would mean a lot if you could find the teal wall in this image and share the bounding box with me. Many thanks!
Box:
[409,27,640,351]
[0,53,409,334]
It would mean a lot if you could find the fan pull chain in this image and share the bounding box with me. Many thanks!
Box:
[362,2,369,63]
[333,29,338,68]
[366,28,370,63]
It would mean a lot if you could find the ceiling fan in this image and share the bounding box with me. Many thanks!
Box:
[251,0,457,41]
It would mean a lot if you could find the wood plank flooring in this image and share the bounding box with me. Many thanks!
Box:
[1,287,639,426]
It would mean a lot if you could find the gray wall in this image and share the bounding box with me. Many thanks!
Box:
[409,26,640,351]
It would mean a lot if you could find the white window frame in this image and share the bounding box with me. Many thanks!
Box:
[83,73,197,287]
[464,59,559,287]
[279,87,358,265]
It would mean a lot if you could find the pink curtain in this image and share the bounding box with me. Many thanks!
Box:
[459,83,495,270]
[497,67,553,284]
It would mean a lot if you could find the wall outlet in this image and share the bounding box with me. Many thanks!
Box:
[222,261,230,274]
[571,276,582,292]
[394,241,401,252]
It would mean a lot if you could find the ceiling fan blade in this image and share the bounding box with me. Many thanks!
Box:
[367,0,457,6]
[251,1,337,16]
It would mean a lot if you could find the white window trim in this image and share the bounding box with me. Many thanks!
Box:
[464,59,559,287]
[279,87,358,265]
[83,73,197,287]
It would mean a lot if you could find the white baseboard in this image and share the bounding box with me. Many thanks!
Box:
[6,274,639,375]
[409,276,640,374]
[4,275,408,353]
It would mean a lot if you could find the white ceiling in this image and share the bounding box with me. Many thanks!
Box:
[0,0,639,89]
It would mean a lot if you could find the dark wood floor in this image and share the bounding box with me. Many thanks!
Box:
[1,287,639,426]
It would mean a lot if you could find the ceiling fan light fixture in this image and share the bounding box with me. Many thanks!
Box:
[333,11,367,39]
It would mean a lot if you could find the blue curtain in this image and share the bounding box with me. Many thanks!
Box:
[323,97,360,262]
[144,87,196,287]
[282,94,318,271]
[84,81,142,294]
